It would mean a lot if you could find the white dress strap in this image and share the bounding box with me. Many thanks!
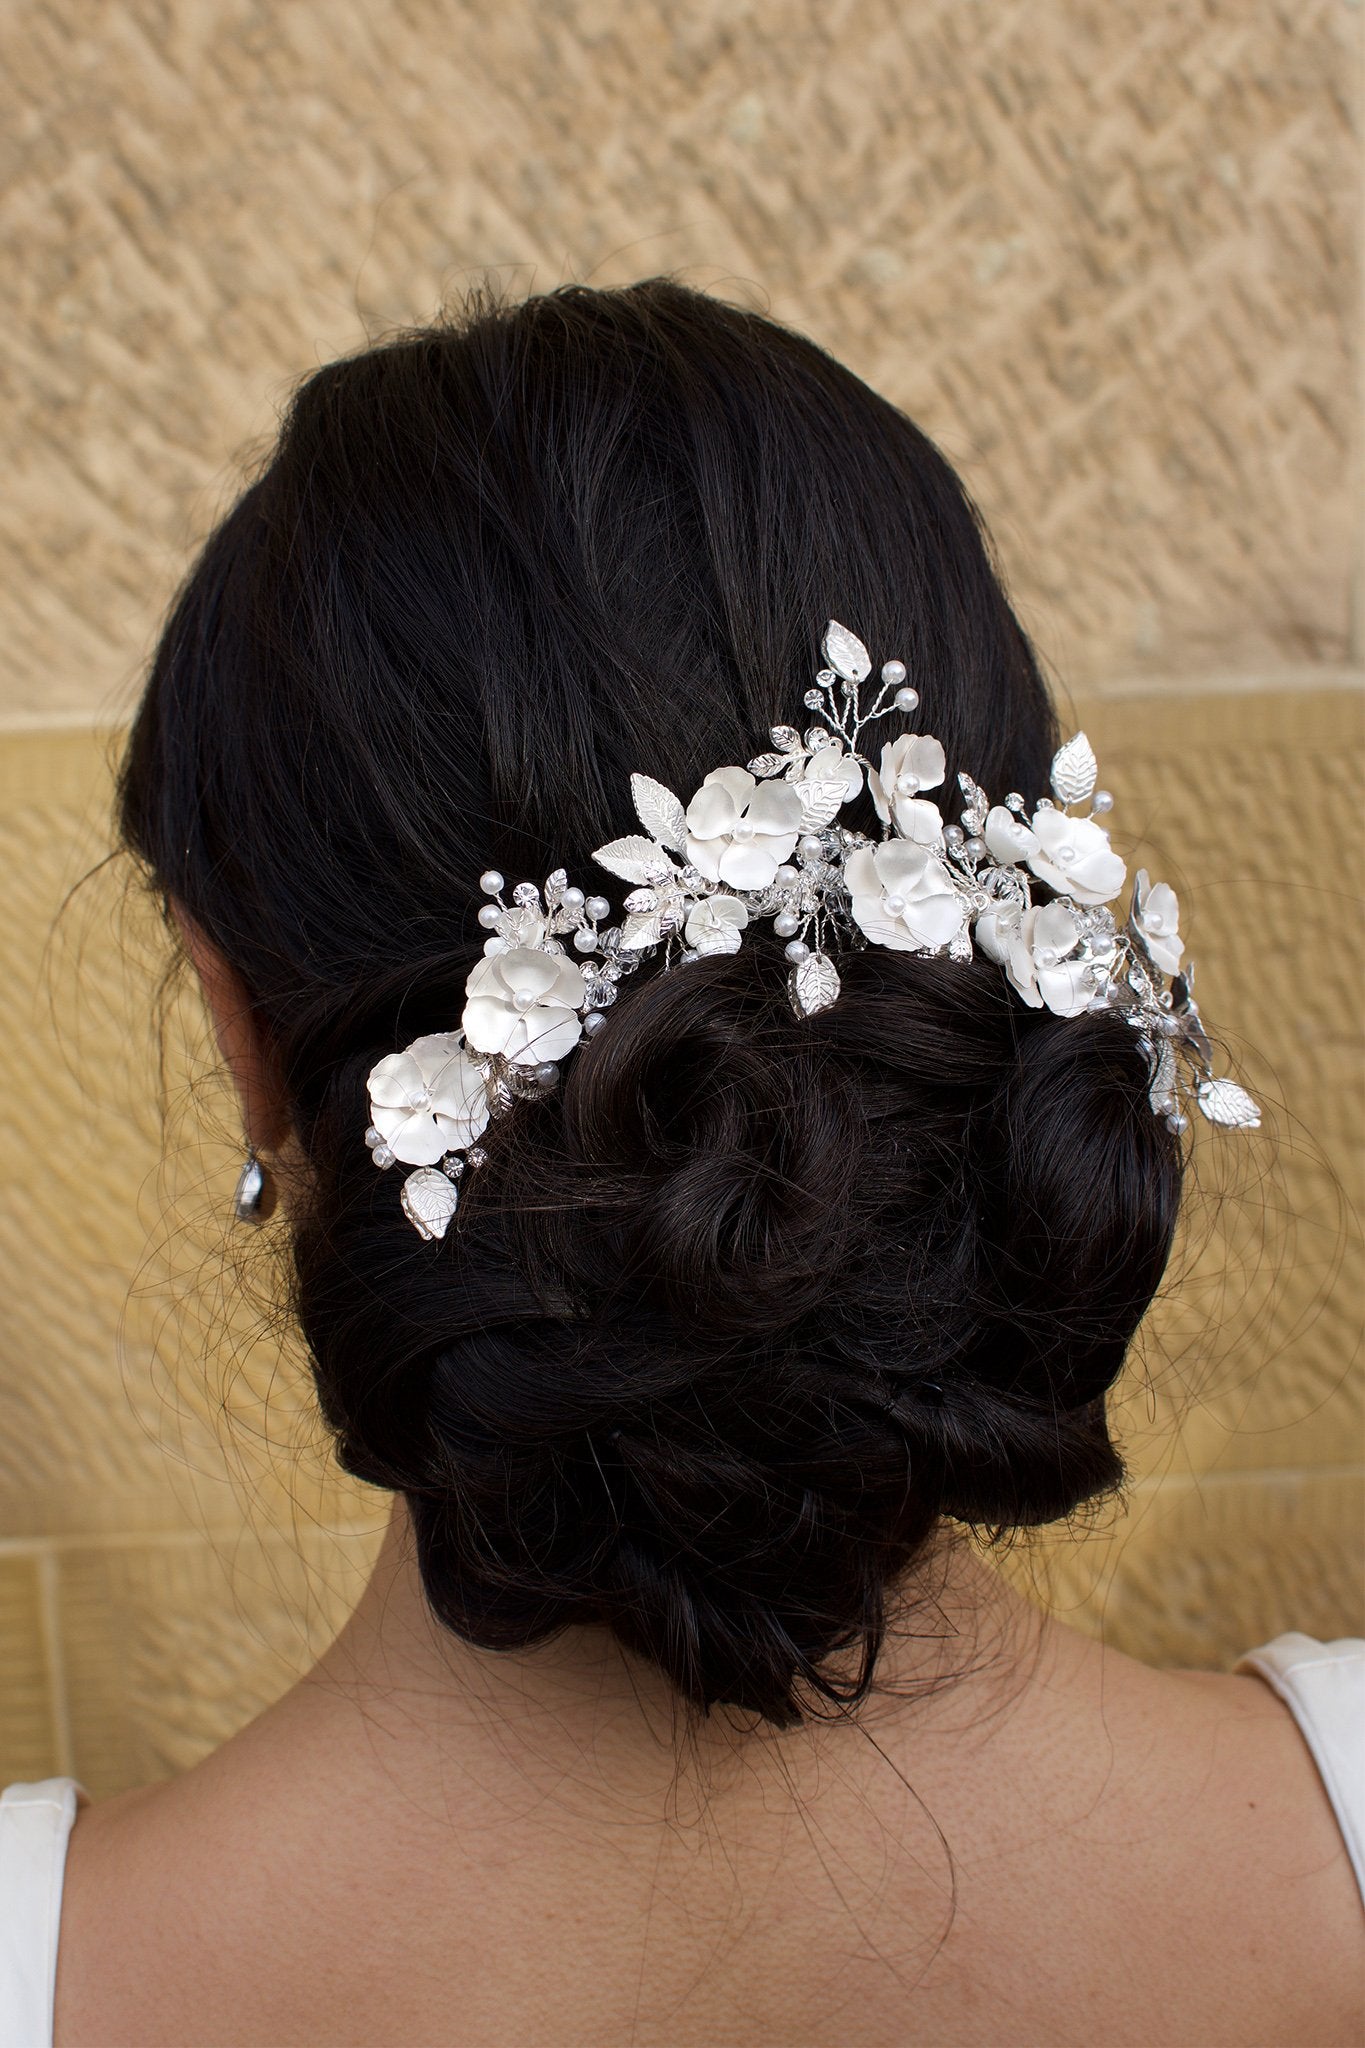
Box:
[1235,1633,1365,1899]
[0,1779,86,2048]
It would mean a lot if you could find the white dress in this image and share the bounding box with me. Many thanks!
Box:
[0,1633,1360,2047]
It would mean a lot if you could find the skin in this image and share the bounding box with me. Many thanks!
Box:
[50,928,1364,2047]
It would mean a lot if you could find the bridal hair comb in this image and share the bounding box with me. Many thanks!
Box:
[365,622,1260,1239]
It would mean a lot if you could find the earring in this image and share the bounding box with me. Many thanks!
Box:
[232,1149,276,1225]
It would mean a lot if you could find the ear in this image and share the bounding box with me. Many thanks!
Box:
[171,904,291,1154]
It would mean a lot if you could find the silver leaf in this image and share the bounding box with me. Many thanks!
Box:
[822,619,872,683]
[1050,731,1098,807]
[790,950,841,1017]
[1146,1040,1177,1113]
[400,1167,459,1242]
[796,778,848,827]
[619,911,663,951]
[543,868,568,904]
[746,752,790,778]
[592,835,672,885]
[1197,1078,1261,1129]
[769,725,803,753]
[948,929,974,962]
[623,887,658,912]
[630,773,688,854]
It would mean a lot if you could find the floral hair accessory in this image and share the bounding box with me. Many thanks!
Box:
[364,621,1260,1237]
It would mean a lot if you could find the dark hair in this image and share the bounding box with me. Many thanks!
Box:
[119,281,1182,1726]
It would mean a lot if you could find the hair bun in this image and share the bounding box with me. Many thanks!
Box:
[296,938,1180,1724]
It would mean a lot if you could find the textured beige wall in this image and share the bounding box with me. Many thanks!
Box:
[0,0,1360,1796]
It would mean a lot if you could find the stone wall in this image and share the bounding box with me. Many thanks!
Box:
[1,0,1359,1793]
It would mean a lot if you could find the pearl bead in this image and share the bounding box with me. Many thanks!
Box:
[884,893,905,914]
[732,817,755,841]
[364,1126,382,1149]
[1091,790,1114,815]
[774,864,797,884]
[881,658,907,685]
[964,835,986,860]
[894,685,919,713]
[477,903,501,928]
[512,988,535,1011]
[533,1062,559,1088]
[773,911,800,938]
[1056,846,1075,864]
[372,1143,395,1170]
[582,1010,607,1036]
[895,773,917,797]
[572,927,598,953]
[561,886,585,911]
[585,895,611,921]
[944,824,965,849]
[784,939,810,963]
[479,870,504,895]
[408,1088,431,1111]
[798,834,823,859]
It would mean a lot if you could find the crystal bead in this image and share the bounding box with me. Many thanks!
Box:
[512,882,540,907]
[804,689,823,709]
[466,1146,488,1169]
[1005,793,1025,813]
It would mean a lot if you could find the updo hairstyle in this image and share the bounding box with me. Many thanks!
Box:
[119,283,1182,1726]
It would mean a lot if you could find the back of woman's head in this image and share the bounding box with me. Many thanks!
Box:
[119,281,1182,1726]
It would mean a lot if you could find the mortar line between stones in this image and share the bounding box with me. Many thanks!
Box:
[34,1546,75,1780]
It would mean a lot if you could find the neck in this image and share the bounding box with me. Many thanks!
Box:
[287,1498,1056,1805]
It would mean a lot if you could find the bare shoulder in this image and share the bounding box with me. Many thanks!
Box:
[1154,1663,1364,2036]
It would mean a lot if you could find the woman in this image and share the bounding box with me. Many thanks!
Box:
[3,283,1358,2045]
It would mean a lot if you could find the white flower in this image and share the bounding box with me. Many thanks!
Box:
[983,805,1037,866]
[1026,807,1126,904]
[462,945,586,1066]
[845,840,966,953]
[367,1033,491,1166]
[794,737,859,798]
[976,902,1093,1017]
[983,802,1126,906]
[684,894,749,956]
[1134,870,1183,975]
[870,734,947,838]
[684,767,804,889]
